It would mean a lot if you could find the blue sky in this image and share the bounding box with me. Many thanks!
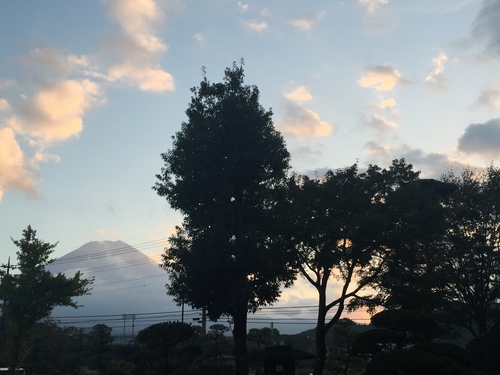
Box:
[1,1,500,310]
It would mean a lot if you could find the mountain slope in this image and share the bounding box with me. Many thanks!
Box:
[47,241,183,333]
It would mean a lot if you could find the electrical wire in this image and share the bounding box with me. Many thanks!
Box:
[52,239,168,265]
[40,236,371,331]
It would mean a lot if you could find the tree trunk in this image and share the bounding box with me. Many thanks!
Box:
[477,309,488,337]
[232,309,249,375]
[313,322,327,375]
[342,333,352,375]
[313,290,328,375]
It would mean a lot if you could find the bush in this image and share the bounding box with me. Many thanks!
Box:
[189,363,234,375]
[364,348,460,375]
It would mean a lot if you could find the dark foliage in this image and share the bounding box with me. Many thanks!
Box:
[0,226,92,371]
[154,63,294,375]
[441,167,500,337]
[466,333,500,374]
[365,348,463,375]
[285,159,420,375]
[133,322,201,375]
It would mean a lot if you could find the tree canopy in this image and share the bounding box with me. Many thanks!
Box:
[152,61,500,375]
[154,63,295,375]
[0,226,92,371]
[441,166,500,336]
[285,159,420,375]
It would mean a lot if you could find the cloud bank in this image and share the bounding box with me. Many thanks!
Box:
[471,0,500,57]
[475,89,500,108]
[0,0,173,201]
[458,118,500,157]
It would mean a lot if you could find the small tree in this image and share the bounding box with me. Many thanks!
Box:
[154,63,295,375]
[248,327,280,347]
[86,324,113,374]
[326,318,357,375]
[87,324,113,352]
[0,226,92,371]
[208,324,230,363]
[134,322,198,374]
[25,320,84,374]
[352,312,466,375]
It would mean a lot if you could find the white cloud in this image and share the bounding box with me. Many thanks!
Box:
[33,150,61,164]
[475,89,500,108]
[261,8,271,17]
[237,1,248,12]
[366,144,469,179]
[366,113,397,131]
[378,97,396,110]
[0,98,10,112]
[0,127,40,201]
[108,63,174,92]
[365,140,391,154]
[289,11,326,31]
[359,0,390,15]
[278,103,335,138]
[243,20,268,32]
[358,65,402,91]
[106,0,167,56]
[0,0,174,202]
[104,0,174,92]
[278,277,319,304]
[284,85,314,104]
[97,229,120,237]
[19,47,72,74]
[7,79,103,143]
[19,47,91,76]
[193,32,207,49]
[425,52,448,90]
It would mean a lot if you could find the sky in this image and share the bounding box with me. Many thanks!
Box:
[1,0,500,326]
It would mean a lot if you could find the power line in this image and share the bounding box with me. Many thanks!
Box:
[6,235,372,330]
[91,273,168,287]
[52,239,168,265]
[50,305,370,330]
[48,239,168,276]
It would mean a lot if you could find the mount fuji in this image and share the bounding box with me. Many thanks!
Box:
[47,241,187,334]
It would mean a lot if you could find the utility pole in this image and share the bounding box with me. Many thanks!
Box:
[1,257,17,333]
[1,257,17,277]
[202,307,206,334]
[131,314,136,339]
[122,313,137,344]
[122,314,126,337]
[193,307,207,334]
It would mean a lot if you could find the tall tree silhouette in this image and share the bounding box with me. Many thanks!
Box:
[154,63,294,375]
